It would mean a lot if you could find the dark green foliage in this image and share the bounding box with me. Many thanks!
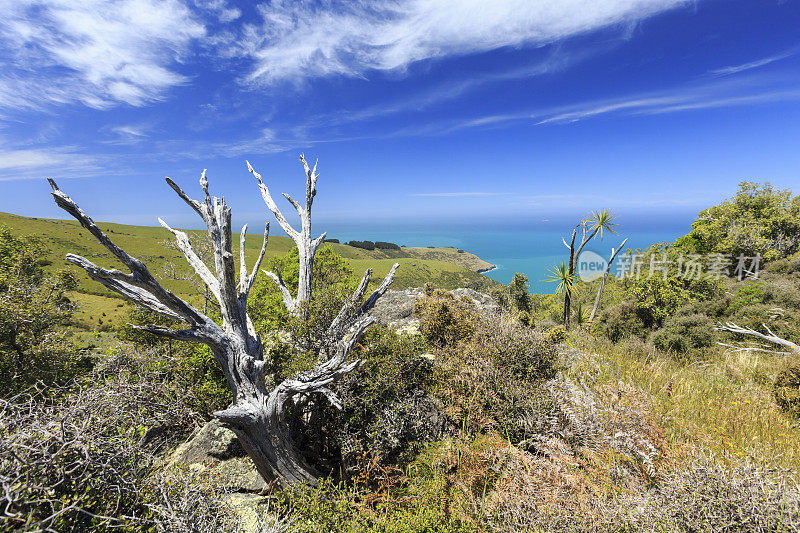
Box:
[594,301,649,342]
[327,327,447,471]
[434,319,557,443]
[650,314,716,357]
[0,227,89,396]
[323,238,339,243]
[248,247,357,346]
[595,274,722,342]
[374,241,401,250]
[509,272,532,313]
[773,365,800,418]
[346,240,376,250]
[544,325,567,344]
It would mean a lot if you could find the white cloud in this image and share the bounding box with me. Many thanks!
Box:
[242,0,689,84]
[0,0,205,109]
[0,147,102,181]
[709,50,796,76]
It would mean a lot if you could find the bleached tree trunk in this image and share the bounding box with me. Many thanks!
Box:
[588,237,628,324]
[48,155,398,487]
[716,321,800,355]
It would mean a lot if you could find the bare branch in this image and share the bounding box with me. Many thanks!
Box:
[716,342,791,356]
[165,175,205,220]
[350,263,400,324]
[328,269,372,335]
[589,237,629,324]
[66,254,184,321]
[247,161,299,239]
[281,193,304,217]
[238,223,248,293]
[48,179,206,326]
[131,324,208,343]
[158,218,220,302]
[264,269,296,312]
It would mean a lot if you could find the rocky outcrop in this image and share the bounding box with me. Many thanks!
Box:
[368,287,501,331]
[168,420,265,493]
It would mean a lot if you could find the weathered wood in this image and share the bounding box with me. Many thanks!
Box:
[247,156,327,315]
[48,157,399,487]
[716,321,800,355]
[588,237,628,324]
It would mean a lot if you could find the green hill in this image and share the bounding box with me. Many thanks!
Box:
[0,212,498,328]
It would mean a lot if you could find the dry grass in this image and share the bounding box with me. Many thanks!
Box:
[567,330,800,471]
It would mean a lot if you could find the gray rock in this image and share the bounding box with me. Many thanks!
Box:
[368,287,500,329]
[168,420,265,493]
[169,419,245,465]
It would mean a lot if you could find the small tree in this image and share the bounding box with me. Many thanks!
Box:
[508,272,532,313]
[0,227,80,395]
[47,155,398,487]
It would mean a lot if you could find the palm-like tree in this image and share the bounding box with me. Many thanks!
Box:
[547,262,574,326]
[586,209,619,240]
[561,209,619,329]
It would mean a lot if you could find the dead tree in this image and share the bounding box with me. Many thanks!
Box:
[588,237,628,324]
[716,321,800,355]
[47,155,399,487]
[561,210,617,329]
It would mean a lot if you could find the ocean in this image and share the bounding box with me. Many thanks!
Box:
[318,214,693,294]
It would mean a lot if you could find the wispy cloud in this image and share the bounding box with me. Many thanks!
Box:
[413,192,508,197]
[240,0,690,85]
[0,147,102,181]
[709,49,796,76]
[0,0,205,110]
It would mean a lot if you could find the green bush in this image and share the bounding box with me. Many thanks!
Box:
[544,324,566,344]
[118,307,231,416]
[774,365,800,418]
[594,301,649,342]
[414,290,476,347]
[683,181,800,262]
[0,227,88,396]
[650,314,716,357]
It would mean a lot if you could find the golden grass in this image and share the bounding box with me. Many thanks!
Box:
[567,330,800,471]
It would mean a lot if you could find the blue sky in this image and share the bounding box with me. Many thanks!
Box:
[1,0,800,236]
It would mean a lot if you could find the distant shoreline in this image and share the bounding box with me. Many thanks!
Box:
[477,265,497,274]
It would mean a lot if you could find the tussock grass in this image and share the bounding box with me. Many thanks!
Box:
[567,330,800,470]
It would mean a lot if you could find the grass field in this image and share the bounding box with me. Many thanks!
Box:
[1,212,499,328]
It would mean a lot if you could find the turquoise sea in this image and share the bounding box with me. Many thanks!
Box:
[319,215,693,294]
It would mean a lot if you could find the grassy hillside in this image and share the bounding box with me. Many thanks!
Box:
[0,212,498,328]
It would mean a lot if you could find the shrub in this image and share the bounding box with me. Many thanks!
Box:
[374,241,401,250]
[324,326,448,473]
[544,324,566,344]
[594,301,648,341]
[0,348,200,532]
[118,307,232,416]
[433,318,558,442]
[0,227,87,396]
[684,181,800,262]
[414,290,477,348]
[774,365,800,418]
[650,314,716,357]
[508,273,532,313]
[648,454,800,532]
